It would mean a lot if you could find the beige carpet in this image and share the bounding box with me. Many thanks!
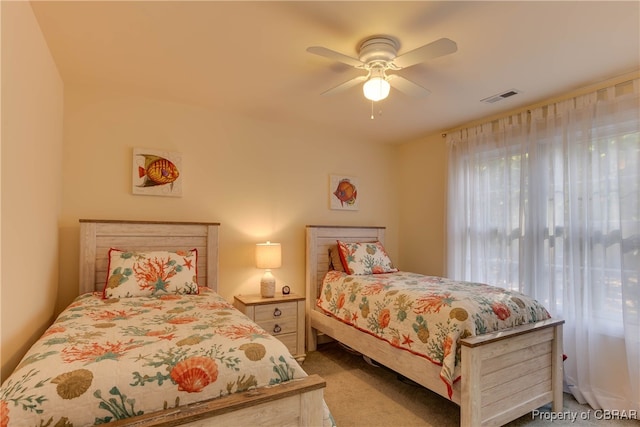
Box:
[302,342,635,427]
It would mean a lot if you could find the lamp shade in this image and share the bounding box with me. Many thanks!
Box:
[363,77,390,102]
[255,242,282,269]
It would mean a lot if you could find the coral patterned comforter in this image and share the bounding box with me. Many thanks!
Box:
[1,288,310,426]
[317,271,551,397]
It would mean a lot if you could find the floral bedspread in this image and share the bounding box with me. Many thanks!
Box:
[1,288,313,426]
[317,271,551,397]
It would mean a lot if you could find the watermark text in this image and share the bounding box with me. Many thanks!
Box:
[532,409,637,422]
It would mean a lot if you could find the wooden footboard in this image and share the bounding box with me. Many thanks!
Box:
[108,374,326,427]
[461,318,564,426]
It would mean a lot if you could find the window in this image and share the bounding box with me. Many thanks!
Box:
[446,79,639,411]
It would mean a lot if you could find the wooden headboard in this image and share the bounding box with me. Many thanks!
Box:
[305,224,385,305]
[79,219,220,294]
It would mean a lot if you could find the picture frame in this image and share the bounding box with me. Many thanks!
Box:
[132,148,182,197]
[330,174,359,210]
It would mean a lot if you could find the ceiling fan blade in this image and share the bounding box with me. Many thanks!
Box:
[307,46,364,68]
[321,75,367,96]
[392,38,457,69]
[387,75,431,98]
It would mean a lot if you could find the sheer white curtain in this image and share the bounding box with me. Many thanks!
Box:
[447,114,530,292]
[447,78,639,412]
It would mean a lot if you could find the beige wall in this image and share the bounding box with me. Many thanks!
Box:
[396,133,447,277]
[57,85,400,311]
[1,2,64,381]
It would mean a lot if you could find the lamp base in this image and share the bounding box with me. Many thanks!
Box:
[260,271,276,298]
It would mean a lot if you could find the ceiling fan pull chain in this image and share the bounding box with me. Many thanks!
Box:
[370,101,384,120]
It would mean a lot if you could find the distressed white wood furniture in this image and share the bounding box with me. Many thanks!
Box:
[79,219,220,294]
[306,225,564,427]
[234,293,306,362]
[77,219,325,427]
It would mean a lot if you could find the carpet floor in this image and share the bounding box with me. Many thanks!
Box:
[302,342,636,427]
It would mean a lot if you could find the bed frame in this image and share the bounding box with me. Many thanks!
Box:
[305,225,564,427]
[78,219,326,427]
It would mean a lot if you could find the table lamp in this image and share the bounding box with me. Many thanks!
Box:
[255,241,281,297]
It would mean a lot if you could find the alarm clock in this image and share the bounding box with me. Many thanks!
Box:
[282,285,291,295]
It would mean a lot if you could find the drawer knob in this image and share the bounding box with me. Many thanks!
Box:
[273,308,282,317]
[273,324,282,334]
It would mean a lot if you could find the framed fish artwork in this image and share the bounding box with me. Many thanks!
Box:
[132,148,182,197]
[330,174,359,210]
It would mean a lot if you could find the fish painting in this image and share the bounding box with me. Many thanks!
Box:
[137,154,180,189]
[333,178,357,206]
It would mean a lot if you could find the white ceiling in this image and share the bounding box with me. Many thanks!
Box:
[30,1,640,144]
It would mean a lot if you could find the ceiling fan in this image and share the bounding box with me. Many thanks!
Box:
[307,35,457,102]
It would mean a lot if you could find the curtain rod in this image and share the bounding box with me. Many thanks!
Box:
[441,70,639,138]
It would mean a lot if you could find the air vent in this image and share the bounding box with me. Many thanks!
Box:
[481,89,521,104]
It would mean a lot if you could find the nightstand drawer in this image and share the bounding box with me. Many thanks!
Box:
[277,333,298,355]
[254,301,297,322]
[256,316,297,336]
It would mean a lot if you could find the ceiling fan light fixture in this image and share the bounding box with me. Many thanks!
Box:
[363,76,390,102]
[308,35,457,100]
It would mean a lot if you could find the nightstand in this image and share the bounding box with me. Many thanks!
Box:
[234,293,306,363]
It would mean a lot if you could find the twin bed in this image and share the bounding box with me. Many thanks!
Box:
[1,220,326,427]
[305,225,564,426]
[1,220,564,427]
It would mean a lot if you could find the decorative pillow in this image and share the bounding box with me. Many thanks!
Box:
[336,240,398,275]
[329,247,345,272]
[104,248,198,298]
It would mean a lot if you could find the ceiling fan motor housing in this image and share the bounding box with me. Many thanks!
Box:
[358,36,399,65]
